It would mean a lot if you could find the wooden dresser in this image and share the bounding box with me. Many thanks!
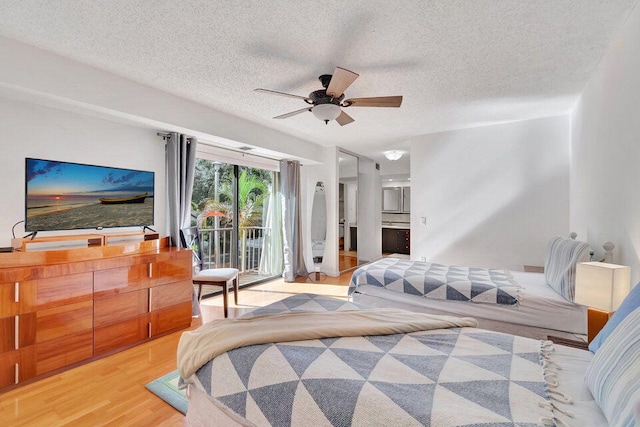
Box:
[0,237,192,393]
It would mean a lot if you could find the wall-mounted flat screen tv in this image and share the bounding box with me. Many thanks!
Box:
[25,158,154,232]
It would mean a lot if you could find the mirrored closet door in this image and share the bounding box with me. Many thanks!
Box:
[338,150,359,272]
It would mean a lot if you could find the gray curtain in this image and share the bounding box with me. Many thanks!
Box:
[165,133,198,247]
[165,133,199,316]
[280,160,308,282]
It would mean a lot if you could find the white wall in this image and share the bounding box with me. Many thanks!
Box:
[379,155,410,178]
[343,180,358,227]
[410,115,571,270]
[0,97,166,247]
[382,180,410,188]
[571,2,640,285]
[357,157,382,263]
[0,36,325,164]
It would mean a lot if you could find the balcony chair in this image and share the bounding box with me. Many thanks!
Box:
[180,226,239,318]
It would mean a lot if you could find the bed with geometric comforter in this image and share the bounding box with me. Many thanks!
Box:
[349,257,522,306]
[348,236,594,340]
[177,293,588,427]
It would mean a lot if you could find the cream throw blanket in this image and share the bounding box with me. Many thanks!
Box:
[177,308,478,378]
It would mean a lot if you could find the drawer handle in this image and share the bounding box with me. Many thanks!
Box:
[15,363,19,384]
[14,316,19,350]
[148,263,153,278]
[148,288,153,312]
[14,282,19,303]
[148,322,152,338]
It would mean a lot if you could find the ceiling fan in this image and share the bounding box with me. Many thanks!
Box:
[254,67,403,126]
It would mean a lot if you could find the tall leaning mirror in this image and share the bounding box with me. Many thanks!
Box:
[310,181,326,275]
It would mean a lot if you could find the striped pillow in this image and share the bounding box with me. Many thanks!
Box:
[585,306,640,427]
[543,235,590,301]
[589,283,640,353]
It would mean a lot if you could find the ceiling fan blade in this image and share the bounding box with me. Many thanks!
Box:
[326,67,359,98]
[344,96,403,108]
[254,88,310,101]
[336,111,355,126]
[273,107,311,119]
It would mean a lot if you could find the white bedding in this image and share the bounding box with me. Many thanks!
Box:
[351,271,587,338]
[553,345,608,426]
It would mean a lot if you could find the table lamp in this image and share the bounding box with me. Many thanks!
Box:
[575,262,631,342]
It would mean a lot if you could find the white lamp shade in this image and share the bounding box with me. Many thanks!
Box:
[312,104,341,122]
[575,262,631,311]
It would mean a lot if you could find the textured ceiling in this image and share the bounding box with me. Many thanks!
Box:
[0,0,637,161]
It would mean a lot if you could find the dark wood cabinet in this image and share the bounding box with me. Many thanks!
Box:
[382,228,410,254]
[350,227,357,251]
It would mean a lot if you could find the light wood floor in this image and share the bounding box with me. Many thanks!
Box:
[0,272,352,427]
[338,250,359,273]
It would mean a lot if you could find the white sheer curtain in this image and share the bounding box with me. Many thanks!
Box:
[258,171,284,275]
[280,160,308,282]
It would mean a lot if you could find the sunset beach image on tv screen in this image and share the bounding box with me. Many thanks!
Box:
[25,158,154,231]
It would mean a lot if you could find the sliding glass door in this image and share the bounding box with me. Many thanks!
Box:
[191,159,282,295]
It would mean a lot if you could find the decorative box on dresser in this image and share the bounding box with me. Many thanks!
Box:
[0,236,192,393]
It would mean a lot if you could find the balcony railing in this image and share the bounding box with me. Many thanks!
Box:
[199,226,268,273]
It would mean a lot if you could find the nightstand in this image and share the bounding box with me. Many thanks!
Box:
[547,335,589,350]
[523,265,544,273]
[575,262,630,342]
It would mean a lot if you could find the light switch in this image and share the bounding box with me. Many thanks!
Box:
[420,256,426,262]
[420,217,427,226]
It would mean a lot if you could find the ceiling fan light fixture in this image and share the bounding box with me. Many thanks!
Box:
[384,150,403,161]
[312,104,341,124]
[256,66,402,126]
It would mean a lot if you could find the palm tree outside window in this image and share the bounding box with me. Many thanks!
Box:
[191,159,283,296]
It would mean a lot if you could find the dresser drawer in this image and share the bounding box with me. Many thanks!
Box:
[150,302,192,336]
[35,330,93,376]
[94,263,151,297]
[94,289,148,328]
[150,280,192,311]
[150,252,192,286]
[94,314,149,355]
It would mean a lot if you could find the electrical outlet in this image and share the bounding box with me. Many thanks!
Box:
[420,217,427,226]
[420,256,426,262]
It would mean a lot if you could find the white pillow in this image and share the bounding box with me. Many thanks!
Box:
[584,306,640,426]
[543,235,590,301]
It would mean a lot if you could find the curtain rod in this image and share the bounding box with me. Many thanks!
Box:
[158,132,295,164]
[157,132,196,142]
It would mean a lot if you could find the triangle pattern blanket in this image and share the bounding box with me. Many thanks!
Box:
[349,258,521,305]
[189,294,553,426]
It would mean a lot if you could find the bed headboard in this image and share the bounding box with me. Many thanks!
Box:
[602,242,615,263]
[569,232,615,263]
